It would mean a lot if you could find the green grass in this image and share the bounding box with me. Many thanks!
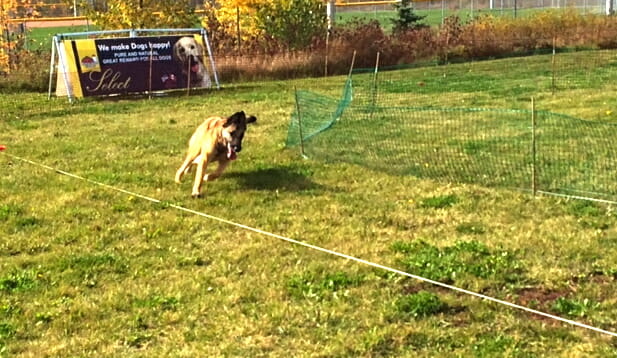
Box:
[292,50,617,202]
[2,55,617,356]
[26,25,98,50]
[336,6,594,30]
[394,291,448,319]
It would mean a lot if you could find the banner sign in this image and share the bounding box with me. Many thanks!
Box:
[60,35,212,97]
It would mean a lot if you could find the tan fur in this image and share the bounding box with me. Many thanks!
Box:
[175,112,256,197]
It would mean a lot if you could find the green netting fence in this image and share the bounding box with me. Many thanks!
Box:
[286,49,617,203]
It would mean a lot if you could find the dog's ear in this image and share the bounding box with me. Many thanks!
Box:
[224,111,246,127]
[231,111,245,120]
[247,115,257,124]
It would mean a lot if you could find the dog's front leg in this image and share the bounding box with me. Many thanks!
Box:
[192,157,208,197]
[204,161,229,181]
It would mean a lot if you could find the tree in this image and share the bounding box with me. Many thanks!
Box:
[254,0,326,50]
[203,0,326,51]
[202,0,259,49]
[1,0,40,73]
[391,0,427,33]
[75,0,198,30]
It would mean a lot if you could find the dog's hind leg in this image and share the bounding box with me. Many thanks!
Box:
[204,161,229,182]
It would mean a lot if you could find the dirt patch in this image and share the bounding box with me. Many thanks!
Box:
[515,287,570,307]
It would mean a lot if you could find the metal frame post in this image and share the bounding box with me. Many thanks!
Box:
[47,36,57,99]
[202,28,220,89]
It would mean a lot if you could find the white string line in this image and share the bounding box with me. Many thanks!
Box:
[538,190,617,205]
[3,151,617,338]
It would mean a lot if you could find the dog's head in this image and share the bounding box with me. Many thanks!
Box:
[173,37,205,76]
[221,111,257,160]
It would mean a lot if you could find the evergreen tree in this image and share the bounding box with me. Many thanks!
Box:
[391,0,427,33]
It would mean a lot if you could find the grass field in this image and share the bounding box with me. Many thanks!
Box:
[2,54,617,357]
[22,6,581,50]
[336,6,603,31]
[289,50,617,203]
[25,25,98,50]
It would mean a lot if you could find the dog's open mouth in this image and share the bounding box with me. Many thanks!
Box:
[191,63,200,73]
[227,143,237,160]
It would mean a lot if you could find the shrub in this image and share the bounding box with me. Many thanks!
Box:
[0,48,50,92]
[449,10,617,61]
[330,20,390,68]
[392,27,437,64]
[436,15,464,63]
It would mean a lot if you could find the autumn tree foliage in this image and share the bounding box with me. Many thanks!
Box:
[1,0,40,72]
[255,0,326,49]
[203,0,326,51]
[75,0,199,30]
[0,2,10,71]
[201,0,256,51]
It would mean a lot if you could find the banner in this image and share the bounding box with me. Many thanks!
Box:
[58,35,212,98]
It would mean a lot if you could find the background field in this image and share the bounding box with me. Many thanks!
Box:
[2,54,617,356]
[19,4,601,49]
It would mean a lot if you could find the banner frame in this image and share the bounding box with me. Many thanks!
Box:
[48,28,220,102]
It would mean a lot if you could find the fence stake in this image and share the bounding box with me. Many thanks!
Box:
[531,97,537,197]
[294,86,306,158]
[346,50,357,79]
[551,37,556,94]
[369,52,380,120]
[371,51,380,107]
[325,29,330,77]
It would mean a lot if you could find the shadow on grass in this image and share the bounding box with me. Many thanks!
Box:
[229,165,323,192]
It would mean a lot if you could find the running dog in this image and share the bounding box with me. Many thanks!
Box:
[172,36,212,88]
[175,111,257,197]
